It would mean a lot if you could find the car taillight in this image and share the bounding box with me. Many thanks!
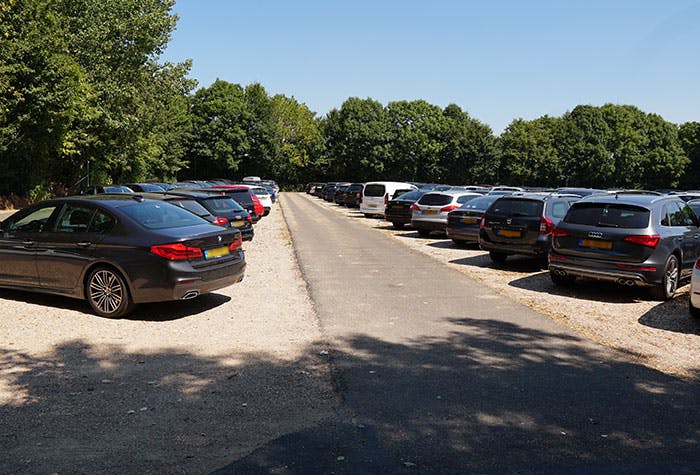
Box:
[409,203,420,211]
[623,235,660,248]
[551,227,571,238]
[214,217,229,227]
[229,235,243,251]
[150,243,203,260]
[384,193,389,206]
[246,215,252,224]
[539,216,554,235]
[479,213,486,230]
[696,258,700,270]
[440,205,460,213]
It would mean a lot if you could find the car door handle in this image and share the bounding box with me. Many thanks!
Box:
[22,240,34,247]
[76,242,92,248]
[694,234,700,239]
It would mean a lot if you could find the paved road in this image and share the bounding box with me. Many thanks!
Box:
[217,193,699,474]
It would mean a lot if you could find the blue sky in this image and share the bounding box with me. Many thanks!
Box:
[162,0,700,133]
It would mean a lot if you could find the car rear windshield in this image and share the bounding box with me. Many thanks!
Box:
[121,201,206,229]
[205,197,245,212]
[489,198,543,217]
[364,184,386,197]
[564,203,650,228]
[394,190,423,201]
[418,193,453,206]
[167,199,211,217]
[460,196,500,210]
[225,191,253,204]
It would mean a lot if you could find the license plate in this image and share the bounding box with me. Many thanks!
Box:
[232,220,244,227]
[579,239,612,250]
[423,209,438,215]
[461,217,478,224]
[497,229,521,238]
[204,246,230,259]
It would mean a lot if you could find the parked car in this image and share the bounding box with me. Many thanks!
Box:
[548,193,700,300]
[195,185,263,223]
[486,186,525,195]
[124,183,166,192]
[384,190,427,229]
[0,195,245,317]
[140,191,254,241]
[361,181,417,217]
[689,258,700,318]
[446,194,503,246]
[237,184,273,215]
[326,182,350,203]
[82,185,134,194]
[310,183,326,197]
[410,191,482,236]
[479,193,580,263]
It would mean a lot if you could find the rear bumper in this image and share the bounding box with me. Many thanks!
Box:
[446,226,480,242]
[385,209,412,224]
[548,251,661,285]
[479,232,550,256]
[411,219,447,231]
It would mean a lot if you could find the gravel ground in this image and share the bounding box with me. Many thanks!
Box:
[0,205,337,474]
[306,194,700,379]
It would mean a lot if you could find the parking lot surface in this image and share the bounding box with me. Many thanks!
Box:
[0,206,336,473]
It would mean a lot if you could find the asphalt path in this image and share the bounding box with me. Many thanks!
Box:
[217,193,699,474]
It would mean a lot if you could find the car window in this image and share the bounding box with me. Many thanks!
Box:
[418,194,452,206]
[89,209,115,233]
[459,196,499,210]
[456,195,479,204]
[55,205,95,233]
[564,203,650,229]
[680,203,698,226]
[550,201,570,219]
[364,184,386,197]
[490,199,543,217]
[8,205,58,233]
[660,205,671,227]
[168,199,211,217]
[394,190,423,201]
[205,197,245,212]
[120,201,207,229]
[668,202,687,227]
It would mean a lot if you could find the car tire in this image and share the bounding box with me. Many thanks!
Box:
[649,254,679,301]
[86,267,135,318]
[363,213,372,218]
[489,251,508,264]
[550,271,575,286]
[392,222,405,229]
[452,239,468,247]
[690,299,700,318]
[417,229,431,237]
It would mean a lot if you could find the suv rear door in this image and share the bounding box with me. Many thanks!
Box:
[483,198,544,245]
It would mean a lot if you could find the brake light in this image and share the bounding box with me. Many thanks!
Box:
[246,215,252,224]
[409,203,420,211]
[696,258,700,270]
[623,235,660,248]
[150,243,203,260]
[539,216,554,235]
[615,263,657,272]
[384,193,389,206]
[548,252,567,261]
[551,227,570,238]
[229,235,243,252]
[479,213,486,230]
[213,217,229,227]
[252,195,264,215]
[440,205,460,213]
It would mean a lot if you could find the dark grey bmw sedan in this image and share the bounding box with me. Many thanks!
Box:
[0,195,246,317]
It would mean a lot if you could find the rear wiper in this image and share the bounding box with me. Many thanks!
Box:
[510,212,531,217]
[596,222,619,228]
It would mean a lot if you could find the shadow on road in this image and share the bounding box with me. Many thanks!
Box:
[216,317,700,474]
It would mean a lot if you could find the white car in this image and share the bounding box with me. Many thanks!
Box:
[360,181,417,217]
[410,191,482,237]
[689,259,700,318]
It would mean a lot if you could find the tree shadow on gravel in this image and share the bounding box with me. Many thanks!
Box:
[217,317,700,474]
[0,288,231,322]
[0,339,337,474]
[508,273,663,304]
[637,293,700,335]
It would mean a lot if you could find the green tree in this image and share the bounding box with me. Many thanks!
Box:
[679,122,700,189]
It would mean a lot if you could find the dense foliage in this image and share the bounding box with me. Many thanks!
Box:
[0,0,697,198]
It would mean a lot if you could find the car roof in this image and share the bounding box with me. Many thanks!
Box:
[578,192,678,206]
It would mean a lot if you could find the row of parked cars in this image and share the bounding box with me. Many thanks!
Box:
[307,181,700,317]
[0,178,278,318]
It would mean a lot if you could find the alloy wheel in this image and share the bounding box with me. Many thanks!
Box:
[89,269,124,316]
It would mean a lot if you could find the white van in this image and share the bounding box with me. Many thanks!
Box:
[360,181,417,217]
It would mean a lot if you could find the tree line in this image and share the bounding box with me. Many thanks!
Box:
[1,0,700,201]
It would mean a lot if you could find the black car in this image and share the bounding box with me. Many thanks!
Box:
[187,187,261,224]
[0,195,245,317]
[548,193,700,300]
[384,190,426,229]
[446,194,502,246]
[339,183,365,207]
[479,193,580,264]
[158,191,254,241]
[82,185,134,194]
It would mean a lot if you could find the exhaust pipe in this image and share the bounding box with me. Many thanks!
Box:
[182,290,199,300]
[616,278,636,287]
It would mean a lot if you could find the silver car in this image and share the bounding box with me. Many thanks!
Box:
[410,191,482,237]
